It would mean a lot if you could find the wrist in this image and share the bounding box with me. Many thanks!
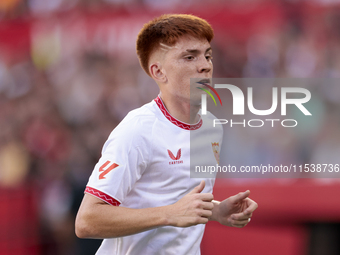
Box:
[209,200,221,222]
[161,204,175,227]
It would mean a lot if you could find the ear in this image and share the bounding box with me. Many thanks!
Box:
[149,62,167,83]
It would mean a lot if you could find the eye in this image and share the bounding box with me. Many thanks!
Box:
[185,56,195,60]
[206,55,213,61]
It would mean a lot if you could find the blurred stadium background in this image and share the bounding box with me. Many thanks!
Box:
[1,0,340,254]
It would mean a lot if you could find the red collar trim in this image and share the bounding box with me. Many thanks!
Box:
[154,96,202,131]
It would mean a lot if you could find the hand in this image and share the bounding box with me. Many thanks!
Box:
[166,180,214,227]
[214,190,258,228]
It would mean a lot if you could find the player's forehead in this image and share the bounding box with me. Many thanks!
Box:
[163,35,212,56]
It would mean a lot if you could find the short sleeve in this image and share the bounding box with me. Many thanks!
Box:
[85,120,149,206]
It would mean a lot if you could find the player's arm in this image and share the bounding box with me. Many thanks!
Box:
[209,190,258,228]
[75,181,214,239]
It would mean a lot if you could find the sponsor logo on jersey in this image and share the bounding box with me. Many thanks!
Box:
[211,142,220,164]
[168,148,183,165]
[99,160,119,180]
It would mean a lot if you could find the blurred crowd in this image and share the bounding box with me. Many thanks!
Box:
[1,0,340,254]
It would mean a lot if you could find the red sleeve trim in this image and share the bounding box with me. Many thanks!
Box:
[85,186,120,206]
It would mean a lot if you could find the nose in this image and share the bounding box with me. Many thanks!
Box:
[198,56,212,74]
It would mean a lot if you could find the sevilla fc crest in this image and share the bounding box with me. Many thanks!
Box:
[211,142,220,164]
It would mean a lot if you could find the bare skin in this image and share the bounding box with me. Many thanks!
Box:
[149,35,213,124]
[76,181,257,238]
[76,181,213,238]
[75,36,258,239]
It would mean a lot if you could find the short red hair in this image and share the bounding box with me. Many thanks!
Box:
[136,14,214,76]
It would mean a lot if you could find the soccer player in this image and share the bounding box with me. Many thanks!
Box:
[75,14,258,255]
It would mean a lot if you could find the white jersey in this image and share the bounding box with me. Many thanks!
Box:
[85,96,223,255]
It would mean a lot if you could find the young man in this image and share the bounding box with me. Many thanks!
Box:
[75,14,258,255]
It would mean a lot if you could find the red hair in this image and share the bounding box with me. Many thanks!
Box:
[136,14,214,76]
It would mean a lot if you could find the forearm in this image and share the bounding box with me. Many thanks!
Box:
[76,194,169,239]
[76,182,214,239]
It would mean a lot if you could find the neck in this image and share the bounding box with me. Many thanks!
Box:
[159,93,200,124]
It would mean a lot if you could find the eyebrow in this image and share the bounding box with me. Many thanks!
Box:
[185,47,212,54]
